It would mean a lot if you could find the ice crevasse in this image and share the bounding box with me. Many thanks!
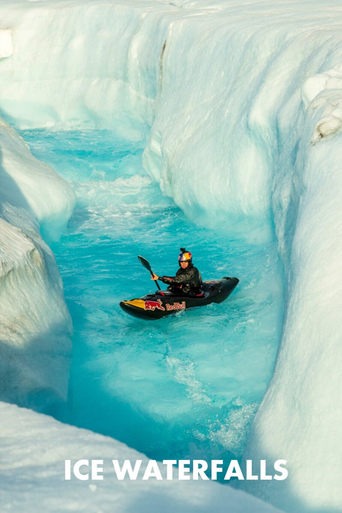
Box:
[0,86,284,513]
[0,1,341,513]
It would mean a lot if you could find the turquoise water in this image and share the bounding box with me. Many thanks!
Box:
[22,129,283,462]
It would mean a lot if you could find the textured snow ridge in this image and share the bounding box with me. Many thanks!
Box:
[0,401,284,513]
[0,119,74,412]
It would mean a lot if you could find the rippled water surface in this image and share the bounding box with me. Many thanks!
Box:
[22,129,283,462]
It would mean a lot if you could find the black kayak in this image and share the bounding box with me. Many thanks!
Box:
[120,277,239,320]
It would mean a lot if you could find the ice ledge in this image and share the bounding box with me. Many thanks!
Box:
[0,118,75,239]
[302,66,342,143]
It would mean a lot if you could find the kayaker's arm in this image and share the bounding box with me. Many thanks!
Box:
[151,273,178,286]
[151,273,179,284]
[160,268,196,285]
[159,276,174,284]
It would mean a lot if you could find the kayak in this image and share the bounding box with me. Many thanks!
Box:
[120,277,239,320]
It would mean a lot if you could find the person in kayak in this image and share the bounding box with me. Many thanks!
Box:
[151,248,203,295]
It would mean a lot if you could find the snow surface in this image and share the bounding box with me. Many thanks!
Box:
[0,0,342,512]
[0,401,284,513]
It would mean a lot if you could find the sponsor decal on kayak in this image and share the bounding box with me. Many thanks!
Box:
[143,300,186,312]
[144,299,165,311]
[166,301,186,311]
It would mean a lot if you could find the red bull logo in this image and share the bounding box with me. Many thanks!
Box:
[144,299,165,311]
[166,301,186,311]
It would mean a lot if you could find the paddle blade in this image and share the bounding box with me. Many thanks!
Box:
[138,255,152,273]
[138,255,161,290]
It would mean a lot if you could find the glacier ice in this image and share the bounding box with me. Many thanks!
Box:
[0,401,284,513]
[0,0,171,136]
[0,118,75,412]
[0,118,74,239]
[0,1,341,513]
[243,127,342,512]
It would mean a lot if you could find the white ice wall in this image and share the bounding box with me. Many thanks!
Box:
[242,69,342,513]
[0,118,75,412]
[0,0,177,139]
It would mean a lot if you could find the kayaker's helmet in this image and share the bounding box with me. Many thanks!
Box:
[178,248,192,265]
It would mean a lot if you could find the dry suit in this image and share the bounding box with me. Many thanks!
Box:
[160,264,202,295]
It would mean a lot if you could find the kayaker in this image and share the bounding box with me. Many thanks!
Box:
[151,248,203,295]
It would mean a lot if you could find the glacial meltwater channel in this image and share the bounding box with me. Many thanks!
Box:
[21,129,283,463]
